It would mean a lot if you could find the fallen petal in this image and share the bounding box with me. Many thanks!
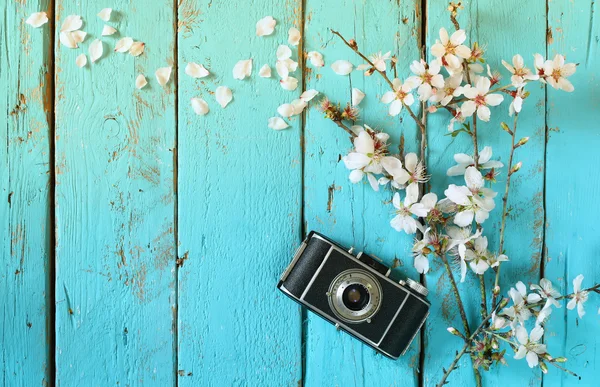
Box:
[276,45,292,60]
[191,98,209,115]
[352,88,365,106]
[300,89,319,102]
[135,74,147,89]
[89,39,103,63]
[277,103,294,117]
[114,37,133,52]
[233,59,252,80]
[256,16,276,36]
[129,42,145,57]
[101,25,117,36]
[268,117,289,130]
[26,12,48,28]
[155,66,172,86]
[98,8,112,22]
[308,51,324,67]
[61,15,82,32]
[288,27,301,46]
[215,86,233,108]
[185,62,210,78]
[59,31,78,48]
[331,60,353,75]
[259,64,271,78]
[275,61,289,79]
[280,77,298,91]
[290,99,307,115]
[76,54,87,68]
[71,30,87,43]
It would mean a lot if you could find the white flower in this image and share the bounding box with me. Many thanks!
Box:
[135,74,147,89]
[464,236,491,275]
[536,300,554,325]
[446,226,482,282]
[76,54,87,68]
[412,228,434,273]
[89,39,103,63]
[381,78,415,116]
[191,98,209,115]
[352,88,365,106]
[445,167,496,227]
[101,25,117,36]
[268,117,289,130]
[406,60,445,101]
[369,51,391,72]
[342,130,391,191]
[533,54,545,81]
[430,28,471,70]
[447,146,503,176]
[98,8,112,22]
[256,16,276,36]
[380,152,426,190]
[390,184,427,234]
[259,64,271,78]
[543,54,576,92]
[509,87,526,116]
[308,51,324,67]
[155,67,172,86]
[502,54,539,87]
[567,274,588,318]
[502,281,532,325]
[430,75,464,106]
[488,253,508,268]
[26,12,49,28]
[448,106,466,132]
[288,27,301,46]
[215,86,233,108]
[185,63,210,78]
[514,325,546,368]
[461,77,504,122]
[530,278,561,308]
[331,60,353,75]
[491,311,509,330]
[233,59,252,80]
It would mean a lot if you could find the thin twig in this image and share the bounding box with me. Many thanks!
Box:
[440,253,472,338]
[333,119,356,139]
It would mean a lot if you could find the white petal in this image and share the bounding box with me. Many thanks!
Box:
[129,42,145,57]
[405,153,418,173]
[288,27,301,46]
[155,66,172,86]
[454,210,474,227]
[191,98,209,115]
[414,255,430,274]
[215,86,233,108]
[71,30,87,44]
[343,153,370,170]
[98,8,112,22]
[276,61,289,79]
[290,99,307,115]
[389,99,402,116]
[280,77,298,91]
[277,45,292,60]
[61,15,82,32]
[26,12,48,28]
[381,91,396,104]
[101,25,117,36]
[185,62,210,78]
[354,131,374,154]
[516,326,529,345]
[89,39,103,63]
[268,117,289,130]
[115,37,134,52]
[135,74,147,89]
[465,166,484,190]
[352,88,365,106]
[277,103,295,117]
[349,169,365,183]
[233,59,252,80]
[259,64,271,78]
[308,51,324,67]
[573,274,584,292]
[256,16,276,36]
[76,54,87,68]
[300,89,319,102]
[331,60,353,75]
[485,93,504,106]
[367,173,379,191]
[59,32,78,49]
[525,352,539,368]
[477,105,491,122]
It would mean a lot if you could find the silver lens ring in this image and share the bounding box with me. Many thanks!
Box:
[327,269,382,324]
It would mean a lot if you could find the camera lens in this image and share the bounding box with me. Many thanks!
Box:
[342,284,370,311]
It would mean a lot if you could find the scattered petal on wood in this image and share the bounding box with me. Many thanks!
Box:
[71,30,87,43]
[233,59,252,80]
[268,117,289,130]
[101,25,117,36]
[114,37,133,52]
[61,15,82,32]
[135,74,147,89]
[277,103,294,118]
[300,89,319,102]
[259,64,271,78]
[276,45,292,60]
[215,86,233,108]
[191,98,209,115]
[280,58,298,72]
[291,99,307,115]
[155,66,172,86]
[352,88,365,106]
[76,54,87,68]
[129,42,145,57]
[280,76,298,91]
[98,8,112,22]
[89,39,103,63]
[185,62,210,78]
[331,60,353,75]
[308,51,324,67]
[256,16,276,36]
[276,61,289,80]
[288,27,301,46]
[59,31,78,48]
[26,12,48,28]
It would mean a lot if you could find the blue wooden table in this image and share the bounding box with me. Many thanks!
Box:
[1,0,598,386]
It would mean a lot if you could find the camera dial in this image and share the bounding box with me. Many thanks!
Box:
[327,269,382,324]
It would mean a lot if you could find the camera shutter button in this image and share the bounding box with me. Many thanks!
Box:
[405,278,429,297]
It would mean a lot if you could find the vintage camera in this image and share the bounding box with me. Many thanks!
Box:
[277,231,430,359]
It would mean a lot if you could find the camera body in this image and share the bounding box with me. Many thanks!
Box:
[277,231,430,359]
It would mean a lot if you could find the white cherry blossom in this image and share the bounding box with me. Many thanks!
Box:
[514,325,546,368]
[461,76,504,121]
[342,130,392,191]
[567,274,588,318]
[445,167,496,226]
[447,146,503,176]
[446,225,482,282]
[381,78,415,116]
[502,54,539,87]
[412,228,434,273]
[406,60,445,101]
[390,184,428,234]
[509,87,527,116]
[430,28,472,71]
[430,75,464,106]
[530,278,561,308]
[464,236,491,275]
[502,281,532,326]
[369,51,391,72]
[543,54,577,92]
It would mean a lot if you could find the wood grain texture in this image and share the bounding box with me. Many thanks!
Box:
[303,0,423,385]
[0,1,53,386]
[176,1,303,385]
[544,1,600,385]
[54,1,176,385]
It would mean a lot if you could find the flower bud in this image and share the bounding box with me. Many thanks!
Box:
[428,105,438,113]
[515,137,530,148]
[447,327,465,339]
[510,162,522,174]
[498,297,509,309]
[539,361,548,374]
[348,39,358,50]
[554,357,568,363]
[493,285,501,296]
[500,122,513,135]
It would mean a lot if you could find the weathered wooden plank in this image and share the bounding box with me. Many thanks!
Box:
[54,1,176,385]
[303,0,422,385]
[0,1,53,386]
[176,1,303,385]
[544,1,600,385]
[424,1,546,386]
